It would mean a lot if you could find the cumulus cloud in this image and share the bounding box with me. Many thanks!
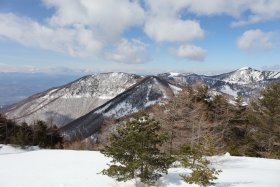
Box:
[0,13,103,57]
[172,44,207,61]
[186,0,280,26]
[0,0,147,63]
[43,0,145,40]
[144,0,204,43]
[144,0,244,17]
[144,0,280,27]
[1,0,279,64]
[144,17,204,42]
[105,39,149,64]
[231,0,280,26]
[237,29,275,51]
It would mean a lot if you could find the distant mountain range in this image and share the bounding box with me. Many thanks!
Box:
[159,67,280,98]
[2,67,280,139]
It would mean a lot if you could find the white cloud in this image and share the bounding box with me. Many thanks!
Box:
[105,39,149,64]
[237,29,275,51]
[144,0,280,27]
[144,0,204,42]
[0,63,93,74]
[0,0,147,63]
[183,0,280,26]
[43,0,145,40]
[172,44,207,61]
[0,10,205,63]
[178,0,248,17]
[144,17,204,42]
[0,13,103,57]
[0,63,39,73]
[2,0,279,65]
[231,0,280,26]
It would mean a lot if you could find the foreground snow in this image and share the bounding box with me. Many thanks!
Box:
[0,145,279,187]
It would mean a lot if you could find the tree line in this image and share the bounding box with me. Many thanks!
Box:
[100,81,280,186]
[153,81,280,159]
[0,116,63,148]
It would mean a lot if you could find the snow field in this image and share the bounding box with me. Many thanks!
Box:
[0,145,280,187]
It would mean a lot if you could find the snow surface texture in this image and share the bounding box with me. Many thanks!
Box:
[0,145,280,187]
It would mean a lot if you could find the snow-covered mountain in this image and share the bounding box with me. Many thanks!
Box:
[61,76,179,139]
[213,67,280,84]
[2,67,280,139]
[159,67,280,98]
[3,72,141,127]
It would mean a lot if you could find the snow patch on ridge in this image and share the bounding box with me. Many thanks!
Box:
[169,72,181,77]
[220,85,238,97]
[103,102,139,118]
[169,84,182,94]
[238,67,251,71]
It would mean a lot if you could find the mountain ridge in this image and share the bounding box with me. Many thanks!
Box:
[2,67,280,139]
[3,72,142,127]
[61,75,178,139]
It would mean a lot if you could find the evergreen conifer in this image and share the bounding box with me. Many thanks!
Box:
[101,114,173,185]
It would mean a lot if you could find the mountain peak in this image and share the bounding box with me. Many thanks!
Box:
[220,67,267,84]
[237,67,252,71]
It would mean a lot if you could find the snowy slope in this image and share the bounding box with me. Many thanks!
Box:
[214,67,280,85]
[4,73,141,127]
[60,76,179,139]
[0,145,280,187]
[158,67,280,99]
[3,68,280,136]
[209,67,280,98]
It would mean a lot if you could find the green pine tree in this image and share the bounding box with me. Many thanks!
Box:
[246,81,280,158]
[176,133,221,187]
[259,81,280,126]
[12,122,32,148]
[0,114,7,143]
[101,113,173,185]
[225,96,249,156]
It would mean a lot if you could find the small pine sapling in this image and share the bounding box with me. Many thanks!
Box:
[101,114,174,185]
[177,134,221,187]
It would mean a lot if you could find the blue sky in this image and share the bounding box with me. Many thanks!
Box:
[0,0,279,74]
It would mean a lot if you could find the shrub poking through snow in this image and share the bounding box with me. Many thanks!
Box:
[176,139,221,187]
